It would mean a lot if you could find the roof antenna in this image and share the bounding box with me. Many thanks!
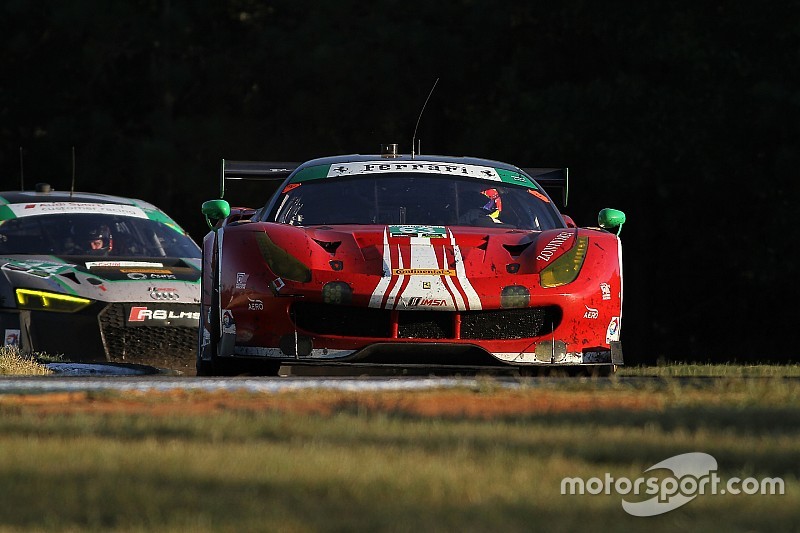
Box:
[70,146,76,197]
[19,146,24,191]
[411,77,439,159]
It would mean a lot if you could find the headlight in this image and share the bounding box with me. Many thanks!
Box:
[255,232,311,283]
[15,289,92,313]
[500,285,530,308]
[539,236,589,288]
[322,282,352,305]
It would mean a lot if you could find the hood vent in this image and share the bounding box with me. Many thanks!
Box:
[502,241,533,257]
[312,239,342,254]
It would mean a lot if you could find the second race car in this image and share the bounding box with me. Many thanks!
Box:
[0,183,202,365]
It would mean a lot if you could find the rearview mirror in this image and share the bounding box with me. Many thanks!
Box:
[202,199,231,230]
[598,208,626,235]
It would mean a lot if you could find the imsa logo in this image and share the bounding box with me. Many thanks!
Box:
[405,297,448,308]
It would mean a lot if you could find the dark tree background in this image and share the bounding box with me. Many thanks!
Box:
[1,0,797,364]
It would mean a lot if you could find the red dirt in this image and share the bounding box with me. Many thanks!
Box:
[0,388,660,418]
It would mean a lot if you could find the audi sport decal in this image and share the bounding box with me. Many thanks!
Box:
[368,228,482,311]
[7,202,148,219]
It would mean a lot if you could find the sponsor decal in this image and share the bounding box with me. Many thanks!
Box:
[2,260,72,278]
[528,189,550,203]
[127,307,199,322]
[388,225,447,238]
[369,227,482,312]
[4,329,20,347]
[537,231,573,261]
[120,268,173,274]
[235,272,248,289]
[271,277,285,292]
[9,202,148,218]
[126,272,177,280]
[86,261,164,268]
[600,282,612,300]
[326,161,503,181]
[402,297,448,308]
[222,310,236,334]
[392,268,455,276]
[149,287,180,300]
[247,297,264,311]
[606,316,621,343]
[584,305,599,319]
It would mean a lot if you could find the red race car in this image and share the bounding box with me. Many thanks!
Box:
[198,145,626,376]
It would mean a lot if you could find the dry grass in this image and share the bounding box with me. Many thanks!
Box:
[0,377,799,532]
[0,346,52,375]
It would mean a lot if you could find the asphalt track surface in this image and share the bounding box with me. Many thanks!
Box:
[0,361,629,394]
[0,362,777,394]
[0,362,539,394]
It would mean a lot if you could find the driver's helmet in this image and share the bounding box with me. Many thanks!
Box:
[84,225,113,255]
[480,188,503,220]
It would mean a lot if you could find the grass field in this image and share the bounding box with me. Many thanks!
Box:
[0,366,799,532]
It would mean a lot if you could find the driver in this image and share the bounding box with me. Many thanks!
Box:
[457,189,505,226]
[85,225,113,255]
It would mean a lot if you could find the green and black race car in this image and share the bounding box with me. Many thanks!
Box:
[0,183,201,363]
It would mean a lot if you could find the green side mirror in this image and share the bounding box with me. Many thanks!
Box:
[598,208,626,235]
[202,199,231,230]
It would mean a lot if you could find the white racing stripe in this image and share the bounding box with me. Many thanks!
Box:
[369,228,482,311]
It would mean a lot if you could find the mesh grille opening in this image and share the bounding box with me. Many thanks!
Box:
[99,303,198,359]
[460,307,560,339]
[292,303,560,341]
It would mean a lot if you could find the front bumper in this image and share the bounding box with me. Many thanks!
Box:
[1,301,199,362]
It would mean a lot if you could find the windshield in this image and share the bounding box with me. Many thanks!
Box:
[0,213,201,258]
[268,174,564,230]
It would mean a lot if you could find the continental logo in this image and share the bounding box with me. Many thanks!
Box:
[392,268,455,276]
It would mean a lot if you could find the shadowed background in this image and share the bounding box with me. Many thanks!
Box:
[1,1,796,364]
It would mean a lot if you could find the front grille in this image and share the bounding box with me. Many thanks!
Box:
[398,311,451,338]
[292,303,560,340]
[293,304,391,337]
[460,307,560,339]
[98,303,197,359]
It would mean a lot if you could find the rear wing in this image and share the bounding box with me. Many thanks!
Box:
[218,159,298,198]
[522,167,569,207]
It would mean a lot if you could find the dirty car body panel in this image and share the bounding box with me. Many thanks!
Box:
[198,151,625,376]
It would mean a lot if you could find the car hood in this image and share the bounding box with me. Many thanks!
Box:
[0,255,201,304]
[265,223,580,278]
